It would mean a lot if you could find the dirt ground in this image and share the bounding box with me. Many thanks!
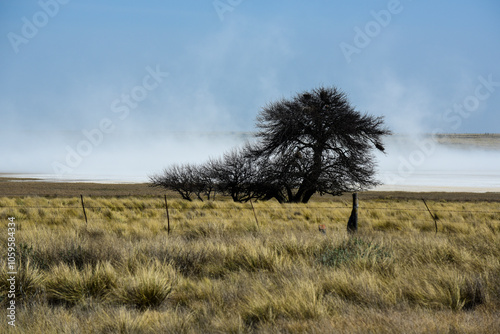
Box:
[1,178,499,202]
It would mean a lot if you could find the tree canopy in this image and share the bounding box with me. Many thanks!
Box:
[250,86,391,203]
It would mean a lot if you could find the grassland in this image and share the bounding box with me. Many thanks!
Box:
[0,193,499,333]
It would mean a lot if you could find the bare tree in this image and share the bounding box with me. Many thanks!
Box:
[250,86,391,203]
[208,147,258,202]
[199,163,217,200]
[149,164,211,201]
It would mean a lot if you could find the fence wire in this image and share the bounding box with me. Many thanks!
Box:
[1,195,499,227]
[1,204,498,214]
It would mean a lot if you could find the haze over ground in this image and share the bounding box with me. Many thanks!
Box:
[1,1,499,189]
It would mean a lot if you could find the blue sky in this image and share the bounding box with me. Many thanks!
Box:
[1,0,499,176]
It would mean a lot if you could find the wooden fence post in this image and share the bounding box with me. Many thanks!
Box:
[347,192,358,233]
[422,198,438,234]
[80,195,88,225]
[164,195,171,235]
[249,199,259,228]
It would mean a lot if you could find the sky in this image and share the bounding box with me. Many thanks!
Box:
[1,0,499,178]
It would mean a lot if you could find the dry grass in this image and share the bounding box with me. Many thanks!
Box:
[0,195,499,333]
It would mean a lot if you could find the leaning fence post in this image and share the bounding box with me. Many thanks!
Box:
[164,195,171,235]
[347,192,358,234]
[249,199,259,228]
[422,198,438,234]
[80,194,88,225]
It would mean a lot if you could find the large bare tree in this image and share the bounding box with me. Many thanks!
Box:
[250,86,391,203]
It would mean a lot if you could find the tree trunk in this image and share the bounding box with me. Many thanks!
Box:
[296,146,324,203]
[301,189,316,203]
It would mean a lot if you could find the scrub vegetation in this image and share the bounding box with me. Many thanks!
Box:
[0,195,499,333]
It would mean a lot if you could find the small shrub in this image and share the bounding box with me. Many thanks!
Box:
[46,262,117,306]
[114,261,176,310]
[317,237,391,268]
[83,262,118,299]
[46,264,85,306]
[461,276,486,310]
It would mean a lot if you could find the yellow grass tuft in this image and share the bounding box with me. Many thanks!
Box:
[113,260,176,310]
